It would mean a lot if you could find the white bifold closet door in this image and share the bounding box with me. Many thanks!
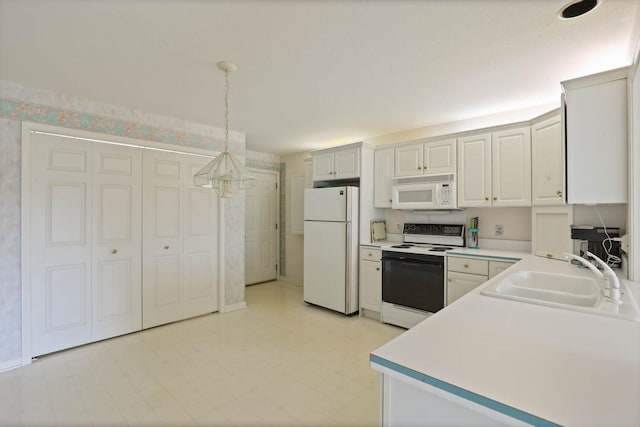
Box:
[29,132,142,357]
[142,149,218,329]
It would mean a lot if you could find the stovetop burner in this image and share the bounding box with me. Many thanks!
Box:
[429,246,453,252]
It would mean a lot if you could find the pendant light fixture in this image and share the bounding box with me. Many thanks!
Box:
[193,61,256,197]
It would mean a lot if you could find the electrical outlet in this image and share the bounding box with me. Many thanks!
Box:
[495,224,504,236]
[396,223,401,231]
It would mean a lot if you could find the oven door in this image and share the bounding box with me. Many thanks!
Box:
[381,251,445,313]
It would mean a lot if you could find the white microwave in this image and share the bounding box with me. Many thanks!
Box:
[391,174,457,210]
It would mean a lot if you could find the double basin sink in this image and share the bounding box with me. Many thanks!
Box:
[481,270,640,321]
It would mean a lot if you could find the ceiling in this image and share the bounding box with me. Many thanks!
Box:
[1,0,639,155]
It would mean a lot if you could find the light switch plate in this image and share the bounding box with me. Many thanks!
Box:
[495,224,504,236]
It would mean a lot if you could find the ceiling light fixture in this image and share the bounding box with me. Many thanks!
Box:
[558,0,599,19]
[193,61,255,198]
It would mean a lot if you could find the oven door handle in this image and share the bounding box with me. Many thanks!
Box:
[381,256,443,266]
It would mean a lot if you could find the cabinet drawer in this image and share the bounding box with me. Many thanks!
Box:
[360,248,382,261]
[447,257,488,275]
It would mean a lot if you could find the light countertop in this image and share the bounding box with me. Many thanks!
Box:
[370,254,640,426]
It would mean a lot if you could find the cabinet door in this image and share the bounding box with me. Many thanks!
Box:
[304,158,313,188]
[312,152,334,181]
[532,206,573,260]
[492,127,531,207]
[447,271,487,305]
[532,116,564,205]
[457,134,492,207]
[374,148,394,208]
[565,75,627,204]
[424,138,456,175]
[394,143,423,177]
[334,147,360,179]
[488,261,514,279]
[359,260,382,312]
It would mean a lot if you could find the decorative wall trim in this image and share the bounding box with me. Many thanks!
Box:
[0,97,240,153]
[246,150,280,171]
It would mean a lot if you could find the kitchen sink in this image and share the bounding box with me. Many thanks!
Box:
[481,270,640,321]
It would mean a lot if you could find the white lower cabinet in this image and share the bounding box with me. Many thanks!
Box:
[447,256,516,305]
[379,373,529,426]
[359,247,382,316]
[447,271,487,305]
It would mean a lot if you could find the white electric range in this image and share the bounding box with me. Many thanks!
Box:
[380,223,466,329]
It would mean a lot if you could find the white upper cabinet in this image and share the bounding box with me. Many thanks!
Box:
[395,138,456,177]
[312,146,360,181]
[424,138,456,174]
[395,144,423,177]
[531,114,564,205]
[563,68,628,204]
[374,147,394,208]
[458,127,531,208]
[457,133,492,207]
[492,127,531,207]
[304,158,313,188]
[312,152,335,181]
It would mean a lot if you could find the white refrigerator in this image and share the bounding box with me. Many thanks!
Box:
[303,186,359,315]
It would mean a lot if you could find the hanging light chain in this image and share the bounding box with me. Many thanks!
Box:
[224,68,229,152]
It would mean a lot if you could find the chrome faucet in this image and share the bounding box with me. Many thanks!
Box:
[563,252,622,304]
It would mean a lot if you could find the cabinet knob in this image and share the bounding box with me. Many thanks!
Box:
[556,190,563,197]
[417,166,422,170]
[493,197,497,201]
[111,249,118,254]
[164,245,170,250]
[485,197,489,201]
[389,199,392,203]
[368,252,373,257]
[448,278,452,282]
[376,267,380,271]
[464,264,469,268]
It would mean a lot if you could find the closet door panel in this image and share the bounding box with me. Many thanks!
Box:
[30,133,92,356]
[92,144,142,341]
[143,150,184,328]
[183,157,218,318]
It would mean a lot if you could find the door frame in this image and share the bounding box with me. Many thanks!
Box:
[20,122,226,365]
[246,168,280,283]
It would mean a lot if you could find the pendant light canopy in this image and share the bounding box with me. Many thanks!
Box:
[193,61,255,198]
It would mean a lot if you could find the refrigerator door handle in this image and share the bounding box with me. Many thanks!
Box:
[345,221,351,313]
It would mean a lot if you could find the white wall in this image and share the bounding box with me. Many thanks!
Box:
[385,208,532,242]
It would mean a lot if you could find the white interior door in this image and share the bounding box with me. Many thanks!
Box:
[142,150,218,328]
[245,170,278,285]
[143,150,184,328]
[183,157,218,318]
[92,143,142,341]
[30,133,93,356]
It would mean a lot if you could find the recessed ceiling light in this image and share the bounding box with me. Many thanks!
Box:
[558,0,600,19]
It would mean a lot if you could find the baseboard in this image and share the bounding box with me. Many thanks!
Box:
[0,357,22,373]
[278,275,302,286]
[221,301,247,313]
